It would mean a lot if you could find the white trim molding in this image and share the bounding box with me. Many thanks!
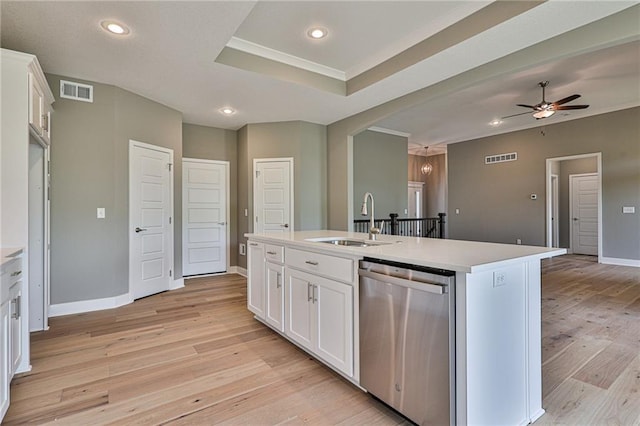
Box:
[601,257,640,267]
[367,126,411,138]
[231,266,247,277]
[171,278,185,290]
[49,293,133,317]
[227,37,346,81]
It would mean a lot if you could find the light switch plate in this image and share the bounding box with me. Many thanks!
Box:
[97,207,105,219]
[622,206,635,214]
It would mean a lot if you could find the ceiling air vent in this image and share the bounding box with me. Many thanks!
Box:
[60,80,93,103]
[485,152,517,165]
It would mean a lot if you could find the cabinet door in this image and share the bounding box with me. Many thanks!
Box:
[29,73,44,136]
[10,284,22,375]
[0,301,10,420]
[247,242,265,318]
[265,262,284,332]
[315,276,353,376]
[285,270,313,351]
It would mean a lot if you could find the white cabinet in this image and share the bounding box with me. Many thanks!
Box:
[9,283,22,375]
[285,266,354,377]
[28,72,51,145]
[247,241,265,317]
[246,238,356,379]
[1,253,23,422]
[0,298,9,420]
[265,261,284,332]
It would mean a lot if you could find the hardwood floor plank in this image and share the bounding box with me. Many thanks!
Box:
[571,342,637,389]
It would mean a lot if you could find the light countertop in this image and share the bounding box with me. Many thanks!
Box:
[1,247,23,267]
[246,230,566,273]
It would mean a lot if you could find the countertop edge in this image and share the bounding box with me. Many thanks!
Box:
[245,232,566,273]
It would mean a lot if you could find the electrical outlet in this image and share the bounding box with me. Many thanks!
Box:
[455,208,460,215]
[244,209,248,217]
[493,271,507,287]
[516,238,522,245]
[239,243,246,256]
[97,207,105,219]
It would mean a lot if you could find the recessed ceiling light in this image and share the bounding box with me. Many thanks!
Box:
[489,119,503,126]
[100,20,130,35]
[219,107,236,116]
[307,27,328,40]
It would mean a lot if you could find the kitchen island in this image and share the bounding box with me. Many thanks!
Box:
[245,230,565,426]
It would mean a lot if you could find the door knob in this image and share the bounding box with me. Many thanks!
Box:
[135,227,147,233]
[218,222,226,225]
[572,218,579,221]
[281,224,289,228]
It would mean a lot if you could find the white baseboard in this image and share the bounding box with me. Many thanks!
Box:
[230,266,247,277]
[601,257,640,267]
[49,292,133,317]
[170,278,185,290]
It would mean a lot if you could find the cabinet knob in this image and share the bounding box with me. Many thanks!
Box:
[305,260,319,266]
[11,270,22,277]
[135,227,147,233]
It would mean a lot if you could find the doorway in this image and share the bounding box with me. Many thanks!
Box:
[253,158,294,233]
[570,174,599,255]
[182,159,229,276]
[28,139,50,331]
[546,153,601,259]
[129,140,174,300]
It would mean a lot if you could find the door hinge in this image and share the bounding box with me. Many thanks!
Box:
[169,269,172,277]
[255,170,260,178]
[169,217,172,224]
[255,216,258,223]
[168,163,172,171]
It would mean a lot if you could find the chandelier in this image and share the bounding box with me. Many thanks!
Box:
[421,146,433,175]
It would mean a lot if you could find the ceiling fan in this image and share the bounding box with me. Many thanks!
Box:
[502,81,589,120]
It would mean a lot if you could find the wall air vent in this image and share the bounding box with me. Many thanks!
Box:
[60,80,93,103]
[485,152,517,165]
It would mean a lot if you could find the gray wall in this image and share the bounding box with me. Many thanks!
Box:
[353,130,408,220]
[558,157,597,248]
[236,121,327,269]
[182,123,239,267]
[448,107,639,261]
[47,74,183,304]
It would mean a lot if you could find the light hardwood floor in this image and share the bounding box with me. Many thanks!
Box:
[4,255,639,425]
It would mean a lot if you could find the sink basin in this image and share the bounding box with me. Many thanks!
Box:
[306,237,394,247]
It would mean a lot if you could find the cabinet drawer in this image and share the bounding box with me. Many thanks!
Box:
[1,258,22,304]
[286,248,354,284]
[264,244,284,264]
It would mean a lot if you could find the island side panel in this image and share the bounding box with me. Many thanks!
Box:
[526,260,544,422]
[459,264,530,425]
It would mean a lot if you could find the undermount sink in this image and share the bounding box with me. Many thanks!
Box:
[306,237,395,247]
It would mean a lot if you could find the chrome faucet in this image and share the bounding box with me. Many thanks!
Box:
[361,192,381,240]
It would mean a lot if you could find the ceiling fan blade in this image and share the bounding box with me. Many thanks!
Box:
[502,111,532,119]
[552,94,580,106]
[516,104,535,109]
[555,105,589,110]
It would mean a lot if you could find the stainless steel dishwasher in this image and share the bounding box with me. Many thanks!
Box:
[359,258,455,426]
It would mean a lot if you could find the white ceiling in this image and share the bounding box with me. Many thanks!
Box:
[1,1,638,151]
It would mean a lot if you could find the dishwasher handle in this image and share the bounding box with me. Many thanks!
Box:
[359,269,447,295]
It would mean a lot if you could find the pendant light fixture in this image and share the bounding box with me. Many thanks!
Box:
[421,146,433,176]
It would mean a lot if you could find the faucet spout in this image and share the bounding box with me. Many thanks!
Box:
[361,192,380,240]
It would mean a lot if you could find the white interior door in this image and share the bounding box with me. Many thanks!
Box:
[408,181,424,218]
[254,159,293,233]
[570,174,598,255]
[182,159,228,276]
[130,141,173,300]
[551,174,559,248]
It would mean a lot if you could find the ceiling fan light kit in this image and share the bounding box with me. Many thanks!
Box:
[503,81,589,121]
